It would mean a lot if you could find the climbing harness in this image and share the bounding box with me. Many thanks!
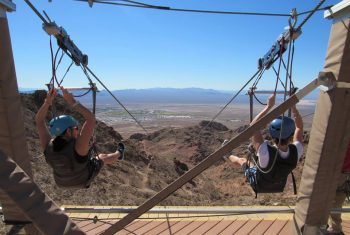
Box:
[245,144,297,198]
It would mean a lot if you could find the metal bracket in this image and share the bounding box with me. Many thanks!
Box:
[316,71,350,91]
[0,0,16,12]
[318,71,336,91]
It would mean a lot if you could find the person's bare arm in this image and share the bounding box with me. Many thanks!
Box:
[35,89,56,150]
[60,87,96,156]
[251,93,276,151]
[291,105,303,143]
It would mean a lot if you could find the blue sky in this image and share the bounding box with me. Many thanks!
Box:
[8,0,337,91]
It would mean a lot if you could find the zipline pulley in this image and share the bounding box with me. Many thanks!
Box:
[258,9,301,70]
[43,22,88,66]
[24,0,88,67]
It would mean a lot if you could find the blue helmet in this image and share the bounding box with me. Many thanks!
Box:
[49,115,79,137]
[268,116,295,139]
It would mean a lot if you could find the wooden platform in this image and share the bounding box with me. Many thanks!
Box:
[65,206,350,234]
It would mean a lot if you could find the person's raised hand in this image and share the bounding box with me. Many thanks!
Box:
[267,93,276,109]
[45,88,57,106]
[60,86,76,106]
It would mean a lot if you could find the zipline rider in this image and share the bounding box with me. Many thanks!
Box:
[35,87,125,188]
[226,93,304,196]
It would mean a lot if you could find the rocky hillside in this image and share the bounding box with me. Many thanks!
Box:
[20,91,306,207]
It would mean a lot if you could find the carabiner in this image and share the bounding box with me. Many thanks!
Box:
[288,8,297,29]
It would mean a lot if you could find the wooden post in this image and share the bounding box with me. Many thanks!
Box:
[293,1,350,233]
[0,150,85,234]
[0,2,37,232]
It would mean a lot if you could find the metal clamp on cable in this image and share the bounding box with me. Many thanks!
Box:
[24,0,89,67]
[258,9,302,70]
[43,21,88,66]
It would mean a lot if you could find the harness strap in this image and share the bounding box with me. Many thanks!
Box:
[336,175,350,201]
[291,171,297,195]
[3,220,32,225]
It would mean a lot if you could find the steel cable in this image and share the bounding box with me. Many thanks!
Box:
[75,0,292,17]
[83,65,149,134]
[200,68,264,132]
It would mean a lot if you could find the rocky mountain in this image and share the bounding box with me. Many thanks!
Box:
[20,90,306,207]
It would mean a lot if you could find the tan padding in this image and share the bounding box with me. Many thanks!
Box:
[0,17,33,223]
[293,17,350,233]
[0,149,85,235]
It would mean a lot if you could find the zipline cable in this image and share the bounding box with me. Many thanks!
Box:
[274,38,285,93]
[295,0,326,32]
[289,41,296,93]
[271,66,286,90]
[55,50,65,71]
[251,67,265,90]
[200,68,264,132]
[58,61,74,86]
[75,0,292,17]
[83,65,149,134]
[296,5,332,16]
[76,0,331,19]
[253,93,266,106]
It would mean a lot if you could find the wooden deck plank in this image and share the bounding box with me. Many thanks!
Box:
[220,220,247,235]
[278,220,292,235]
[203,220,235,235]
[343,221,350,229]
[86,220,117,235]
[170,220,207,235]
[83,221,107,233]
[143,221,182,235]
[188,220,222,234]
[249,220,274,235]
[235,219,261,235]
[163,220,193,234]
[342,221,350,235]
[132,221,164,234]
[117,221,153,235]
[263,220,287,234]
[67,206,350,235]
[75,219,95,229]
[85,220,115,235]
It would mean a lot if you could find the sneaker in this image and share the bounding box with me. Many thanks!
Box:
[116,142,125,160]
[222,139,229,160]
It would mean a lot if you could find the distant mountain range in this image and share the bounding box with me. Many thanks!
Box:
[19,87,319,105]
